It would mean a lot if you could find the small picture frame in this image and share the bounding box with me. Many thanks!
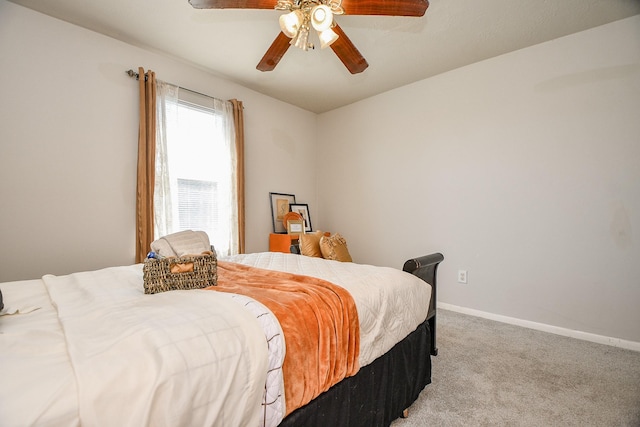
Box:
[287,219,305,236]
[270,192,296,233]
[290,203,312,232]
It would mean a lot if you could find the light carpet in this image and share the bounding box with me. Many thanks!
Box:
[391,309,640,426]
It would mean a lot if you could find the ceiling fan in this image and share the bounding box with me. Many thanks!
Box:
[189,0,429,74]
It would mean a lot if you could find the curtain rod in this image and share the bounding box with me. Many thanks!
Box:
[125,69,219,101]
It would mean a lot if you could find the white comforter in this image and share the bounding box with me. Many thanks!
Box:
[224,253,432,366]
[0,252,431,427]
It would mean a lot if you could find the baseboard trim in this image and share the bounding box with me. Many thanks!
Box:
[438,302,640,352]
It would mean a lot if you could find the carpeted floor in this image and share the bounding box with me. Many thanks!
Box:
[391,309,640,427]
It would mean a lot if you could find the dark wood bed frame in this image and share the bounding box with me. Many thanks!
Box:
[279,252,444,427]
[402,253,444,357]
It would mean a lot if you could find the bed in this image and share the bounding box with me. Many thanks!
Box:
[0,251,443,427]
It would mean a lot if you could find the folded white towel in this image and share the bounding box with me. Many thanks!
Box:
[151,230,212,258]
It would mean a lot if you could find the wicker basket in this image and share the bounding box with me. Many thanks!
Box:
[143,253,217,294]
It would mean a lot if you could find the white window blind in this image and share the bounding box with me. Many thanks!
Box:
[177,178,218,231]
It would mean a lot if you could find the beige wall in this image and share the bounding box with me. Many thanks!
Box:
[316,15,640,343]
[0,1,318,281]
[1,0,638,345]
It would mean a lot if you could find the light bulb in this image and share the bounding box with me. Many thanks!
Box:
[311,5,333,32]
[318,28,338,49]
[279,10,304,38]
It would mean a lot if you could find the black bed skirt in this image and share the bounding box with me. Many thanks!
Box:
[279,318,432,427]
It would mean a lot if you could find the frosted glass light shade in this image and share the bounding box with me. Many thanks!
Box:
[279,10,304,38]
[318,28,338,49]
[311,5,333,32]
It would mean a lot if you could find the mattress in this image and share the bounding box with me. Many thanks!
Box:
[0,252,432,427]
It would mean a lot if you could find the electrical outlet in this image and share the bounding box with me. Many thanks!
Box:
[457,270,468,284]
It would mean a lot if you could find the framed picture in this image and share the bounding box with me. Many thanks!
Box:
[290,203,312,232]
[270,192,296,233]
[287,219,305,236]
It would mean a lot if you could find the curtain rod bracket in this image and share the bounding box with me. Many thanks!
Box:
[126,69,141,81]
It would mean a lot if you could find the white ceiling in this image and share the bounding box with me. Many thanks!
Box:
[8,0,640,113]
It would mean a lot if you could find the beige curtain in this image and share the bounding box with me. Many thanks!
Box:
[230,99,246,254]
[135,67,156,263]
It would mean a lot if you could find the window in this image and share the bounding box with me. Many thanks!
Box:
[177,178,218,231]
[154,84,239,256]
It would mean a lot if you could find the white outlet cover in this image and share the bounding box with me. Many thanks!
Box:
[458,270,468,284]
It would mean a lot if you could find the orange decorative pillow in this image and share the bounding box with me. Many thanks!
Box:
[319,233,353,262]
[299,231,324,257]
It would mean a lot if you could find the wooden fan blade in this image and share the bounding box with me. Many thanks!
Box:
[189,0,274,9]
[329,24,368,74]
[341,0,429,16]
[256,32,292,72]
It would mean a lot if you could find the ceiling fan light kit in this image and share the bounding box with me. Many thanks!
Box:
[188,0,429,74]
[277,0,342,51]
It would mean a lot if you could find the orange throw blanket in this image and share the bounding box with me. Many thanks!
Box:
[206,261,360,415]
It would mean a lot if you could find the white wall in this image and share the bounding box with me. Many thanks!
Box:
[0,0,318,282]
[317,16,640,343]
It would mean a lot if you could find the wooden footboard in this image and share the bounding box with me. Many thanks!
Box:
[403,253,444,356]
